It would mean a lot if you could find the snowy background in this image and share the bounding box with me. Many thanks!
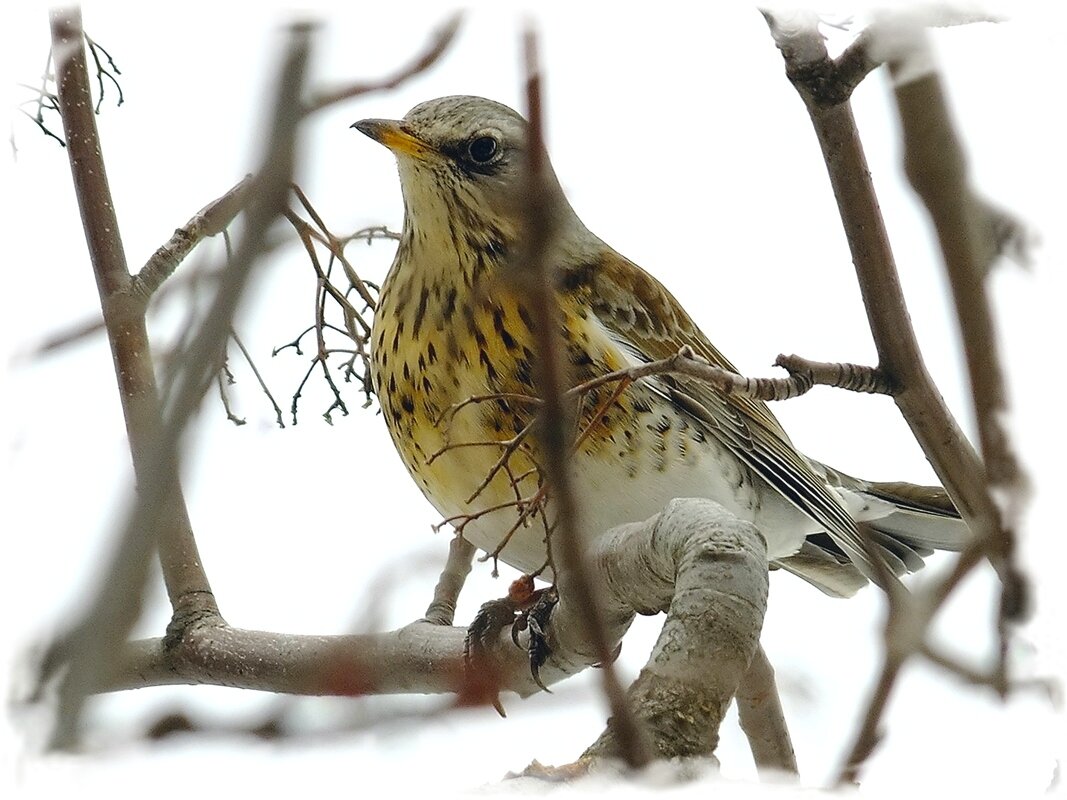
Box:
[3,1,1064,796]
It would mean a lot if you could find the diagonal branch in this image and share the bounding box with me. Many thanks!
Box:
[129,175,253,301]
[304,13,462,113]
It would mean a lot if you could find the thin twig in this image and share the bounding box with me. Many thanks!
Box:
[227,329,284,428]
[217,367,247,427]
[83,33,124,113]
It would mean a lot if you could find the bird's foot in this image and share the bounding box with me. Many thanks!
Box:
[511,584,558,691]
[464,575,558,697]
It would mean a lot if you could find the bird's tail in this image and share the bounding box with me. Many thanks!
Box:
[774,470,971,598]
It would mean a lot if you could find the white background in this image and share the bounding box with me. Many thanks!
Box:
[3,1,1064,797]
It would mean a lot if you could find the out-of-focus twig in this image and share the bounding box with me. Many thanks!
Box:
[890,31,1024,500]
[512,28,650,770]
[304,13,462,113]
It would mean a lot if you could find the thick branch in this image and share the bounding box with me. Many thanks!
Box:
[582,499,769,762]
[104,498,780,772]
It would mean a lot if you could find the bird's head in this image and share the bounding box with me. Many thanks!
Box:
[353,95,582,252]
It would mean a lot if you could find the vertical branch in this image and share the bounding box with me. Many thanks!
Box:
[43,7,312,747]
[44,9,214,749]
[516,28,650,769]
[50,7,213,619]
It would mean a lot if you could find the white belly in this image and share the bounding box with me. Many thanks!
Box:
[449,417,822,576]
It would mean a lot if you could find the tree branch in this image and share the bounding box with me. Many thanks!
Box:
[513,28,650,768]
[101,497,774,774]
[128,175,253,302]
[581,500,769,763]
[39,10,311,748]
[43,7,219,747]
[735,645,798,776]
[764,13,1028,785]
[423,535,477,626]
[890,31,1024,500]
[304,13,462,113]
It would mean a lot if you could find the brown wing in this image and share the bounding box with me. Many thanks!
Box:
[568,248,874,573]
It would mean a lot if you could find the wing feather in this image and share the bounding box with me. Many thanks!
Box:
[571,249,876,573]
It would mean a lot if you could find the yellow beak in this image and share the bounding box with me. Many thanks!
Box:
[352,118,433,160]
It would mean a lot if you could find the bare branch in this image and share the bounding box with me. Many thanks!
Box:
[83,33,123,112]
[423,536,477,626]
[890,31,1024,497]
[513,28,651,769]
[39,9,311,747]
[19,48,66,145]
[765,13,996,542]
[764,14,1031,785]
[229,328,285,429]
[129,175,253,301]
[735,645,798,776]
[582,500,768,763]
[97,497,767,769]
[216,360,246,426]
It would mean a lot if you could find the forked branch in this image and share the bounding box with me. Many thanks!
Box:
[764,13,1028,785]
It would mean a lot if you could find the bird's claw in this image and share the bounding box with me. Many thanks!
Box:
[463,576,558,695]
[511,586,558,691]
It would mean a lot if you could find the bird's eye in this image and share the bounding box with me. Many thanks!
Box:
[467,135,499,164]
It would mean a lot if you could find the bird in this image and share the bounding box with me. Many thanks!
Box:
[354,95,969,598]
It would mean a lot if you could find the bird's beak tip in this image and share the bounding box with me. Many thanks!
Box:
[351,118,430,160]
[351,118,384,138]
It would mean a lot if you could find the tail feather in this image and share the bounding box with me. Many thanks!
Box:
[776,468,972,597]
